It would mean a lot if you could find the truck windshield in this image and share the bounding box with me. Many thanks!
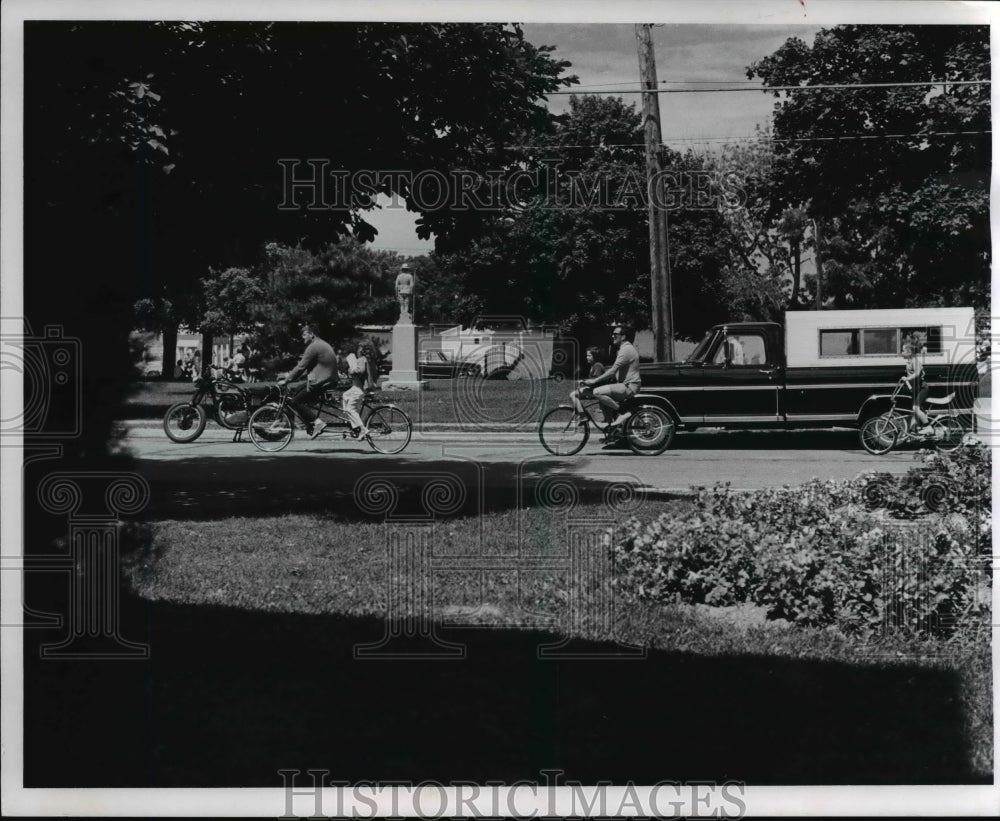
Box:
[685,330,717,363]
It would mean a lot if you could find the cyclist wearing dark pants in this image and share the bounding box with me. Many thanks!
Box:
[278,323,338,438]
[585,324,641,440]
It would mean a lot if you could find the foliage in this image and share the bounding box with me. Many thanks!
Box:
[747,25,990,309]
[200,267,267,336]
[612,445,991,637]
[249,239,400,365]
[431,95,736,343]
[860,447,991,537]
[702,130,802,319]
[398,255,485,326]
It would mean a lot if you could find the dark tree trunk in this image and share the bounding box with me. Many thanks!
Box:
[160,325,178,380]
[201,332,214,378]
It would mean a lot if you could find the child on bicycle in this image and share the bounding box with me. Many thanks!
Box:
[342,343,376,438]
[901,338,932,435]
[570,346,606,415]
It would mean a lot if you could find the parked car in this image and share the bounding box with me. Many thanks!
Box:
[418,351,481,379]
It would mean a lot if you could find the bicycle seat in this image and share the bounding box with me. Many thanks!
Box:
[925,393,954,405]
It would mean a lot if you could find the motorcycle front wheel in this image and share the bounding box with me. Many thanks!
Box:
[163,402,208,443]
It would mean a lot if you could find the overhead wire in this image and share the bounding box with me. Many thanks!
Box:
[545,79,990,95]
[505,130,990,150]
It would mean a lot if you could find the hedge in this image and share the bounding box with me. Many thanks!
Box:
[611,446,991,638]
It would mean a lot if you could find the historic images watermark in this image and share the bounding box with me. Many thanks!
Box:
[278,769,747,819]
[1,316,149,658]
[277,160,747,213]
[0,318,81,441]
[350,464,648,661]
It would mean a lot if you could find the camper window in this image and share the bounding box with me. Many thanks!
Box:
[820,325,943,358]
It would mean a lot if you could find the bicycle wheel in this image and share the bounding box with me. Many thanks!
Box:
[626,405,674,456]
[934,416,965,452]
[163,402,207,443]
[539,406,589,456]
[248,404,294,452]
[860,416,897,455]
[365,405,412,454]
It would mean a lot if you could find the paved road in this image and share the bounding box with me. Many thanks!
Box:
[123,421,923,519]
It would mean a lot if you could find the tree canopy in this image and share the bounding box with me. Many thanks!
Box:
[425,94,736,343]
[747,24,990,308]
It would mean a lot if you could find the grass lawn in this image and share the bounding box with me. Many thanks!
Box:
[126,377,568,426]
[122,501,993,781]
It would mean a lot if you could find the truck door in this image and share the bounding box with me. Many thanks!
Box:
[697,329,781,423]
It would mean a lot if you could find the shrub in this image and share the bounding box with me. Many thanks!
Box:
[611,445,991,638]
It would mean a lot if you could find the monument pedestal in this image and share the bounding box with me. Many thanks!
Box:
[382,321,428,391]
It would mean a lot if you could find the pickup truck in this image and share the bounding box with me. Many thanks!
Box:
[634,307,979,441]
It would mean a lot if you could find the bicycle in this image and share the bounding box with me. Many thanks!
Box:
[538,385,675,457]
[247,383,412,454]
[859,377,965,455]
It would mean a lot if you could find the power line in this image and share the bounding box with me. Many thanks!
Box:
[547,79,990,95]
[510,129,990,150]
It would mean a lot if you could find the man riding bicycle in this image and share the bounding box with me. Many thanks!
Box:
[278,323,338,439]
[580,324,641,444]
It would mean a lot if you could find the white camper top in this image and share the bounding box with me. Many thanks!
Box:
[784,307,976,368]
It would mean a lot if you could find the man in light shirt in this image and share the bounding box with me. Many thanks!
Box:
[279,323,339,438]
[584,324,641,441]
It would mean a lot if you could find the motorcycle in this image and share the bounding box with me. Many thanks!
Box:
[163,375,277,443]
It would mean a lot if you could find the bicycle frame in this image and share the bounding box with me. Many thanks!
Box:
[872,378,961,448]
[267,386,396,433]
[571,385,632,432]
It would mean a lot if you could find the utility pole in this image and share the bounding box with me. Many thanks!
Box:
[635,23,674,361]
[812,218,823,309]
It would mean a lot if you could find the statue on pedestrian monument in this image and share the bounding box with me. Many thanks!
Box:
[383,262,426,389]
[395,264,414,323]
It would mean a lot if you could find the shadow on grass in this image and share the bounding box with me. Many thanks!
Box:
[23,593,983,787]
[136,452,654,521]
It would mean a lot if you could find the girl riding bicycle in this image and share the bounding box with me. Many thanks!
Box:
[570,347,606,415]
[901,337,932,435]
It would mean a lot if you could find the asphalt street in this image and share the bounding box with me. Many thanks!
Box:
[122,421,923,520]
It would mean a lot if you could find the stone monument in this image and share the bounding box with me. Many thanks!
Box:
[382,263,428,390]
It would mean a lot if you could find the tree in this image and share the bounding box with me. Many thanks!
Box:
[747,25,989,308]
[431,95,736,344]
[702,131,800,320]
[25,21,576,455]
[250,239,399,368]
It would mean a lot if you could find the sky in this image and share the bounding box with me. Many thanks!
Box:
[367,23,823,255]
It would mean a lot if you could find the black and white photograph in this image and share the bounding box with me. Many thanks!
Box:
[1,0,996,816]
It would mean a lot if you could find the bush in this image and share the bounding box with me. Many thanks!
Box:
[857,446,991,546]
[611,446,991,637]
